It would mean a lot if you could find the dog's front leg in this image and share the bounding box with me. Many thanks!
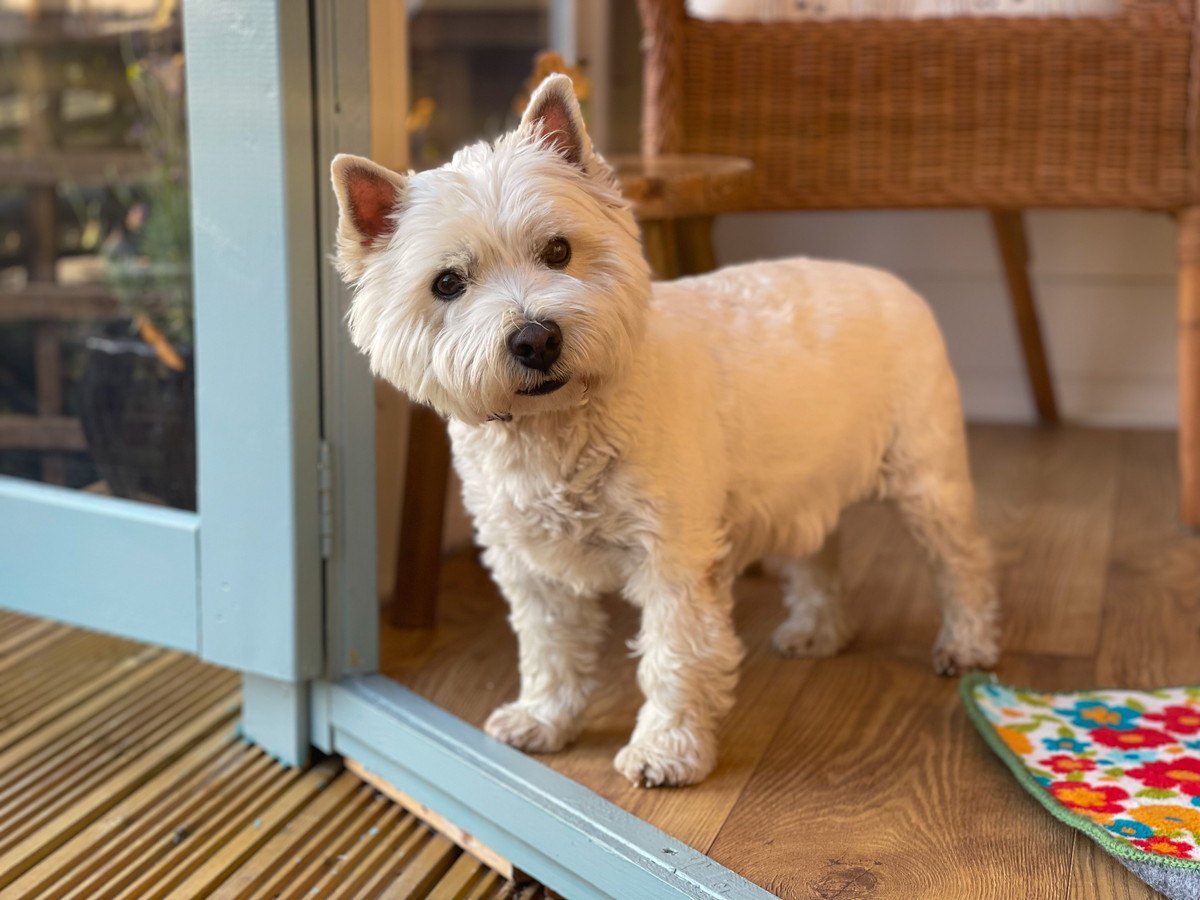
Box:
[616,567,744,787]
[483,551,606,754]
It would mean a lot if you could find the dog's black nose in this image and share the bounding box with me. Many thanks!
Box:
[507,320,562,372]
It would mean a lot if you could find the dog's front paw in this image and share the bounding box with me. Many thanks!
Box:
[932,618,1000,676]
[484,703,576,754]
[614,727,716,788]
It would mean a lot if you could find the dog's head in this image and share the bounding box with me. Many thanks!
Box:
[331,74,650,425]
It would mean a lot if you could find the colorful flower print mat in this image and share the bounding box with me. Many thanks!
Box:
[961,673,1200,900]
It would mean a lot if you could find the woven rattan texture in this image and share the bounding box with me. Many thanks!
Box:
[640,0,1198,210]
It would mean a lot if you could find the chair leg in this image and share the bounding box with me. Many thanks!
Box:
[989,210,1059,424]
[640,219,680,280]
[390,402,451,627]
[375,381,407,605]
[677,215,717,275]
[1177,209,1200,528]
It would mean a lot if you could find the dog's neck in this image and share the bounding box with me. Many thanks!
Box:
[486,388,618,447]
[449,372,641,488]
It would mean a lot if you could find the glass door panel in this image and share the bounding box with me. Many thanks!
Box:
[0,0,195,510]
[0,0,321,664]
[408,1,553,167]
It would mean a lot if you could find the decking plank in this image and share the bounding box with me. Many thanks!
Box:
[4,730,242,898]
[0,687,238,889]
[161,759,342,899]
[208,771,365,899]
[0,616,524,898]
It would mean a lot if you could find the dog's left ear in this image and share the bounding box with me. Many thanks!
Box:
[520,73,595,171]
[330,153,408,282]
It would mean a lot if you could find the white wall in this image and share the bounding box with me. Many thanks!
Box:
[714,209,1179,428]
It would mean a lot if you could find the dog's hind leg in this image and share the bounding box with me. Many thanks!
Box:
[771,534,853,658]
[886,384,1000,675]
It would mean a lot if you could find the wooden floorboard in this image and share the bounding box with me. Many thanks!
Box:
[971,425,1121,659]
[705,656,1076,899]
[1068,838,1158,900]
[0,610,525,900]
[1095,430,1200,688]
[382,423,1194,898]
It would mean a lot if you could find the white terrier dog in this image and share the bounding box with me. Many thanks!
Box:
[331,74,1000,787]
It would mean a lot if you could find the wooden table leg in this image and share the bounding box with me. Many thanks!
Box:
[375,380,407,604]
[1178,209,1200,528]
[640,219,680,280]
[390,403,451,627]
[676,215,716,275]
[989,210,1059,425]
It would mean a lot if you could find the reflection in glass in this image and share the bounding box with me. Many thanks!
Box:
[0,0,195,509]
[408,2,553,167]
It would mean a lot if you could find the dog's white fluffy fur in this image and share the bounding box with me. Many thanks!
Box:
[331,74,1000,787]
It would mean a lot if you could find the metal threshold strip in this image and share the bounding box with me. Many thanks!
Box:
[313,675,775,900]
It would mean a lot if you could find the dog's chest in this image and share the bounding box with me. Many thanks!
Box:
[452,427,647,591]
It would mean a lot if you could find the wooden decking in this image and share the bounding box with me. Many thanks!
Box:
[0,612,518,899]
[382,425,1200,899]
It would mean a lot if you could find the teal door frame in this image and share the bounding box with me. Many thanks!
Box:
[233,0,382,768]
[0,481,200,651]
[187,0,324,684]
[312,0,380,685]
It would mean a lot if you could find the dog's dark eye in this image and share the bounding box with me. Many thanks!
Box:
[432,270,467,300]
[541,237,571,269]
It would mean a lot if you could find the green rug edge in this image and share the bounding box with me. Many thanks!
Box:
[959,671,1200,873]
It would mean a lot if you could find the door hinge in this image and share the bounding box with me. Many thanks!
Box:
[318,440,334,560]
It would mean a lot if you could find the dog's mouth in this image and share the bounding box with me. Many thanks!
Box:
[517,376,569,397]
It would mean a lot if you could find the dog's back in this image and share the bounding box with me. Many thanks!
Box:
[643,257,959,548]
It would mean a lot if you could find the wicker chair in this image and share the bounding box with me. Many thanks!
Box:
[638,0,1200,526]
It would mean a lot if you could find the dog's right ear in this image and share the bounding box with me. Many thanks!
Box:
[330,154,407,282]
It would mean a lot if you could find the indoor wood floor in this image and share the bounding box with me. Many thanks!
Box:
[382,424,1200,899]
[0,611,524,899]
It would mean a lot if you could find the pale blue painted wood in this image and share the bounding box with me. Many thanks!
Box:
[240,673,311,767]
[313,0,377,679]
[309,680,334,754]
[0,478,198,651]
[328,677,774,900]
[185,0,324,681]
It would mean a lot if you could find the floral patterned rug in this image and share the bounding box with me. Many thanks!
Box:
[962,674,1200,900]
